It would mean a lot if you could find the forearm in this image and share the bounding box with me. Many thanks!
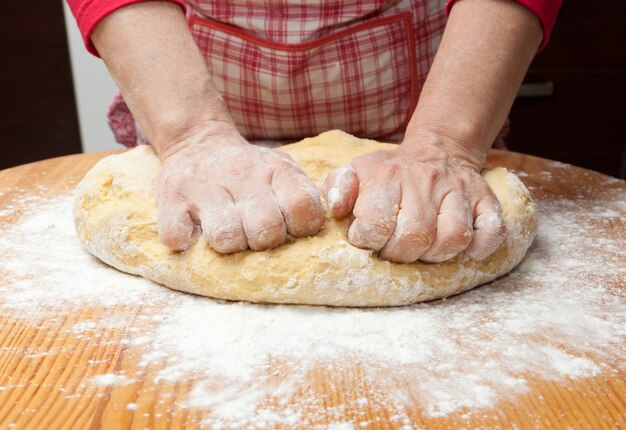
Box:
[404,0,543,166]
[91,2,235,158]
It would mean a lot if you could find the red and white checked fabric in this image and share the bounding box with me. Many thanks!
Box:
[109,0,451,144]
[189,11,418,139]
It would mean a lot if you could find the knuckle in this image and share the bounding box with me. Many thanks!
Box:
[484,210,507,239]
[496,217,507,238]
[475,208,505,234]
[446,179,465,194]
[383,161,399,175]
[466,217,507,261]
[286,190,322,217]
[211,224,239,243]
[422,165,444,183]
[467,241,499,261]
[403,227,435,250]
[289,206,325,237]
[370,161,399,181]
[210,225,246,253]
[157,205,194,250]
[384,220,438,263]
[262,149,291,166]
[247,216,286,250]
[279,162,304,178]
[159,227,190,250]
[446,219,473,247]
[378,248,403,264]
[476,181,495,196]
[277,180,324,236]
[367,216,397,238]
[349,215,396,250]
[379,241,420,264]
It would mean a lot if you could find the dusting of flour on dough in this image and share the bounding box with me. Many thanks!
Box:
[0,177,624,428]
[72,136,538,307]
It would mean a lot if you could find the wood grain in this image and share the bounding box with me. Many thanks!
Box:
[0,149,624,429]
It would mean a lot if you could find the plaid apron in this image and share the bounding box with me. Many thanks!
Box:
[108,1,452,145]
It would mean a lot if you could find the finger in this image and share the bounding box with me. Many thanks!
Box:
[194,187,248,254]
[379,180,437,263]
[420,190,473,263]
[272,168,324,237]
[348,164,401,251]
[465,193,507,261]
[156,196,197,251]
[321,166,359,218]
[234,187,287,251]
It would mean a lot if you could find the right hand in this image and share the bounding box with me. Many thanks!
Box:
[155,126,325,253]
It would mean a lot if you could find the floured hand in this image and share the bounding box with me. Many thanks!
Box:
[322,138,506,263]
[155,127,324,253]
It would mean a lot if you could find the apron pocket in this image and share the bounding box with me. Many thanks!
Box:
[189,12,418,139]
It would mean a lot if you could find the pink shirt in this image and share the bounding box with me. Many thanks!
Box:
[68,0,561,56]
[66,0,562,143]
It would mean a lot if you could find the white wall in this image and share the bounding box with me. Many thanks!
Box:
[63,2,119,152]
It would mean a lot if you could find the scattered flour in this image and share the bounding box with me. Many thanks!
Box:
[91,373,134,387]
[0,175,624,428]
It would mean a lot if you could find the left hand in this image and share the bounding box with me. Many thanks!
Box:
[322,136,506,263]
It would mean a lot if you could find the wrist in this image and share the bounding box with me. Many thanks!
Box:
[400,128,487,170]
[155,120,243,161]
[145,75,237,154]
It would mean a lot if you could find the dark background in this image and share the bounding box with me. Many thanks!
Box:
[2,1,625,177]
[506,0,626,178]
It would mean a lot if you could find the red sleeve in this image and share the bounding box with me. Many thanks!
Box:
[446,0,562,51]
[66,0,187,56]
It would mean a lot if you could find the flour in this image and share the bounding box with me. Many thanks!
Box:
[0,176,625,428]
[91,373,134,387]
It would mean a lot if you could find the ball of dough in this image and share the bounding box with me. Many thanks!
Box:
[73,130,537,307]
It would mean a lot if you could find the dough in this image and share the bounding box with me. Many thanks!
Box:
[73,130,537,307]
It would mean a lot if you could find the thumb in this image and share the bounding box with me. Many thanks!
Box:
[322,165,359,218]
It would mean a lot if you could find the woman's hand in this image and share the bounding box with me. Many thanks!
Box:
[323,0,543,263]
[322,135,506,263]
[155,126,324,253]
[92,3,324,253]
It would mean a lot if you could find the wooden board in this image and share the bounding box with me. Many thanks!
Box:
[0,149,624,429]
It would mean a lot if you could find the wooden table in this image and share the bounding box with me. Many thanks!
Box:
[0,149,624,429]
